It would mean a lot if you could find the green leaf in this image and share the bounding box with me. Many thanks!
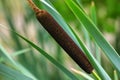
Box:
[0,64,32,80]
[90,1,97,25]
[12,48,30,56]
[90,1,101,63]
[14,32,79,80]
[0,44,37,80]
[114,70,118,80]
[65,0,120,75]
[0,45,17,65]
[71,68,94,80]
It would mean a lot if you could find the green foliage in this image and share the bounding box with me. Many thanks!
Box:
[65,0,120,74]
[0,0,120,80]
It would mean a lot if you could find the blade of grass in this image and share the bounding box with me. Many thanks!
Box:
[13,31,79,80]
[114,70,118,80]
[12,48,31,56]
[71,68,94,80]
[1,1,31,70]
[0,63,32,80]
[65,0,120,74]
[90,1,97,25]
[75,0,81,6]
[90,1,101,63]
[0,39,37,80]
[0,45,17,65]
[0,28,37,80]
[1,1,23,50]
[82,26,92,51]
[75,0,92,52]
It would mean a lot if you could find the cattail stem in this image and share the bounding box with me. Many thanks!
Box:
[27,0,40,12]
[92,70,101,80]
[27,0,93,74]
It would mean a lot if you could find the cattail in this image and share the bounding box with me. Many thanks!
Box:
[27,0,93,73]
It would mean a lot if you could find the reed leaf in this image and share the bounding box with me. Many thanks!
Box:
[65,0,120,74]
[13,31,79,80]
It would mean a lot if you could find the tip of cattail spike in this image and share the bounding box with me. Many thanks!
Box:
[27,0,41,14]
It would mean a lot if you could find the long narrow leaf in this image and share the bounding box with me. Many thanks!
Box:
[0,45,17,65]
[90,2,101,63]
[71,68,94,80]
[65,0,120,74]
[0,44,37,80]
[0,64,32,80]
[114,70,118,80]
[12,48,30,56]
[13,32,79,80]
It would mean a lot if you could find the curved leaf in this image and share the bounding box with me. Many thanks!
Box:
[14,32,79,80]
[65,0,120,75]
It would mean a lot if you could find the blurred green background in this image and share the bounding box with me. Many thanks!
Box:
[0,0,120,80]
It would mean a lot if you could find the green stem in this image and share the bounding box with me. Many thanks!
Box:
[92,70,101,80]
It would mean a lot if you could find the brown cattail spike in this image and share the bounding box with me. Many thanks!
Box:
[27,0,94,74]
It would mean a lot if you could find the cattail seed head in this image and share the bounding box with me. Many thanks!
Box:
[27,0,93,73]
